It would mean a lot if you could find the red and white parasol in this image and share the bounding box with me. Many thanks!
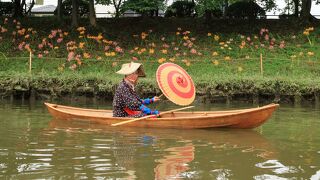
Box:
[156,63,195,106]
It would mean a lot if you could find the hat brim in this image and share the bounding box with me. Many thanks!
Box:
[116,63,146,77]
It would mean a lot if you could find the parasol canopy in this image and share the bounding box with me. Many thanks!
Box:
[156,63,195,106]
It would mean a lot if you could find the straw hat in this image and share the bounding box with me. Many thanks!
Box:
[116,62,146,77]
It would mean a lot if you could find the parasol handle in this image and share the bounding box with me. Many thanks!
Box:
[111,106,194,126]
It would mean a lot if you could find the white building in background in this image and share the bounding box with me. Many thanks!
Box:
[1,0,320,18]
[3,0,116,17]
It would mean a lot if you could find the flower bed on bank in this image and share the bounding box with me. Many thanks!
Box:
[0,17,319,104]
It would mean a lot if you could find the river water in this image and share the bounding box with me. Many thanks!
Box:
[0,99,319,179]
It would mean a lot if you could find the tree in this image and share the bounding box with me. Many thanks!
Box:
[88,0,97,27]
[226,1,266,19]
[122,0,165,17]
[96,0,125,18]
[12,0,35,17]
[0,2,14,16]
[166,1,196,17]
[300,0,317,22]
[71,0,79,27]
[293,0,300,17]
[195,0,224,19]
[57,0,63,21]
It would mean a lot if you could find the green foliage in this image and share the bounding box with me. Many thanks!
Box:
[0,2,13,16]
[54,0,90,17]
[95,0,112,5]
[195,0,223,17]
[122,0,165,16]
[257,0,277,11]
[226,1,266,19]
[165,1,196,17]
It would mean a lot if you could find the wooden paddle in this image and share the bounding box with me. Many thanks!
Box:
[111,106,194,126]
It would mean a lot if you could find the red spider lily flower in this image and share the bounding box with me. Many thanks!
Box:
[115,46,123,53]
[68,52,75,61]
[190,48,197,54]
[104,46,110,51]
[162,43,170,48]
[38,44,44,49]
[70,64,77,70]
[57,38,63,43]
[51,30,57,38]
[47,43,53,49]
[24,44,31,52]
[279,41,285,49]
[18,42,25,50]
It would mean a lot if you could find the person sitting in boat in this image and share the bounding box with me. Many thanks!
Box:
[113,62,160,117]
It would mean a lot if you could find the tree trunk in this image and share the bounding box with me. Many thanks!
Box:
[71,0,79,27]
[26,0,35,15]
[115,8,120,18]
[89,0,96,27]
[300,0,316,22]
[57,0,63,21]
[13,0,23,17]
[293,0,299,17]
[223,0,229,18]
[113,0,122,18]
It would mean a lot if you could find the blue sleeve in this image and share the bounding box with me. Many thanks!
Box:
[140,97,155,105]
[139,104,159,115]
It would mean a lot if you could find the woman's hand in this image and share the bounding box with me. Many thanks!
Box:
[152,96,160,102]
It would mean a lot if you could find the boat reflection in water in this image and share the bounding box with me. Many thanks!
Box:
[48,119,276,179]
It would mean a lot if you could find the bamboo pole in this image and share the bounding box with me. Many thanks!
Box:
[111,106,194,126]
[29,51,32,73]
[260,53,263,76]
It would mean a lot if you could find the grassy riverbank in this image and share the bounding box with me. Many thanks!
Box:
[1,56,319,104]
[0,17,319,104]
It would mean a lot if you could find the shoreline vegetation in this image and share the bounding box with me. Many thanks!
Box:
[0,17,319,105]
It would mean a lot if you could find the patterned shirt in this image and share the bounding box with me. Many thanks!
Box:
[113,80,145,117]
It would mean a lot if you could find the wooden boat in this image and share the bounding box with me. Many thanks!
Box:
[44,102,279,129]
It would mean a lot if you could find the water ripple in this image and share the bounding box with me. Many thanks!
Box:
[255,160,299,174]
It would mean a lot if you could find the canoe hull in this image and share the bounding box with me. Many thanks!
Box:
[45,103,279,129]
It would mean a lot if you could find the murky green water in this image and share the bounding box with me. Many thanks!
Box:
[0,99,319,179]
